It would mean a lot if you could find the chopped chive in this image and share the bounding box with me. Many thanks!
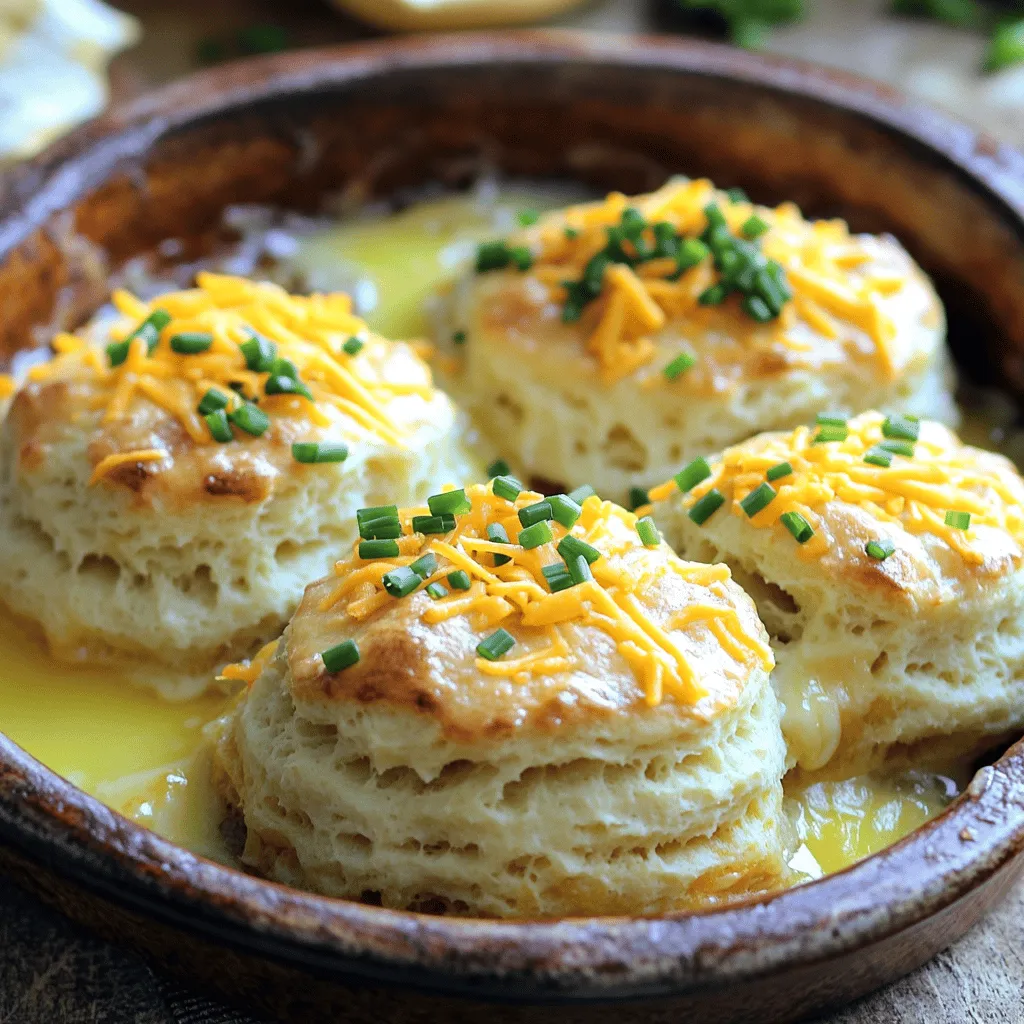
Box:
[636,516,660,547]
[864,447,893,468]
[487,523,512,566]
[382,566,421,598]
[519,501,553,528]
[265,375,314,400]
[491,475,522,502]
[358,515,401,540]
[476,240,512,273]
[476,628,515,661]
[426,582,448,599]
[945,510,971,530]
[517,208,540,227]
[270,357,298,380]
[813,424,848,444]
[228,403,270,437]
[411,513,455,535]
[704,202,728,230]
[447,570,472,590]
[664,351,697,380]
[675,457,712,493]
[170,331,213,354]
[509,246,533,271]
[198,388,229,415]
[689,489,725,525]
[568,484,596,504]
[766,461,792,482]
[292,441,348,464]
[567,553,593,585]
[427,489,472,516]
[878,439,915,457]
[816,413,848,427]
[106,309,172,366]
[698,283,730,306]
[741,214,770,239]
[518,521,553,549]
[542,562,574,593]
[487,458,511,478]
[675,238,710,274]
[239,332,277,372]
[726,187,748,203]
[740,482,776,518]
[452,330,467,345]
[557,534,601,565]
[882,414,920,442]
[742,294,774,323]
[358,539,400,559]
[342,336,363,356]
[357,504,398,523]
[548,494,583,528]
[780,511,814,544]
[628,486,649,510]
[409,552,438,578]
[564,226,579,239]
[865,538,896,560]
[321,639,359,673]
[204,409,233,443]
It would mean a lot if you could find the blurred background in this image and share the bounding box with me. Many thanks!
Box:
[1,0,1021,165]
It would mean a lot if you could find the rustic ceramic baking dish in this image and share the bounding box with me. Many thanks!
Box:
[1,31,1024,1024]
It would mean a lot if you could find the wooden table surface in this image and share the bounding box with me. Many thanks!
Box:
[2,0,1023,1020]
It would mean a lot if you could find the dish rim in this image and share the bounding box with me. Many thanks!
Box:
[1,28,1024,1003]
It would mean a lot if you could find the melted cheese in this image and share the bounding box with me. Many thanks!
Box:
[660,411,1024,565]
[503,179,906,382]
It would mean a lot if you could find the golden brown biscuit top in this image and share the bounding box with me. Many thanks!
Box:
[461,178,940,388]
[225,482,775,738]
[3,274,440,505]
[652,411,1024,592]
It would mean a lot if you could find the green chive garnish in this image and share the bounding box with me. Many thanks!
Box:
[740,482,776,518]
[780,511,814,544]
[518,521,553,549]
[567,553,593,585]
[698,282,730,306]
[270,357,299,380]
[568,484,596,504]
[675,457,712,493]
[204,409,233,443]
[198,388,229,415]
[342,336,363,356]
[882,414,920,442]
[676,238,710,274]
[548,494,582,528]
[542,562,574,593]
[519,501,553,528]
[447,570,472,590]
[427,489,472,516]
[878,439,915,457]
[228,403,270,437]
[945,510,971,530]
[564,226,579,239]
[357,504,398,523]
[509,246,533,271]
[321,639,359,673]
[628,486,649,510]
[476,240,512,273]
[382,566,421,598]
[292,441,348,464]
[742,295,774,323]
[452,330,467,345]
[863,447,893,468]
[358,515,401,540]
[813,424,848,444]
[239,332,277,372]
[741,214,770,239]
[636,516,660,547]
[476,628,515,661]
[265,375,313,400]
[426,582,448,599]
[170,331,213,354]
[865,538,896,560]
[487,458,511,478]
[557,535,601,565]
[358,539,400,559]
[689,489,725,525]
[409,553,438,578]
[517,209,540,227]
[491,475,522,502]
[664,352,697,380]
[816,413,847,427]
[766,461,792,482]
[411,514,455,535]
[487,523,512,566]
[726,187,748,203]
[106,309,172,366]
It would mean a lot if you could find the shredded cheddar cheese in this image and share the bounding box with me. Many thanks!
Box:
[22,274,435,483]
[89,448,169,485]
[219,639,280,685]
[490,179,907,384]
[668,412,1024,565]
[319,483,772,706]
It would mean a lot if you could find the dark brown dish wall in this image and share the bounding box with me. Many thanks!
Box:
[1,31,1024,1024]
